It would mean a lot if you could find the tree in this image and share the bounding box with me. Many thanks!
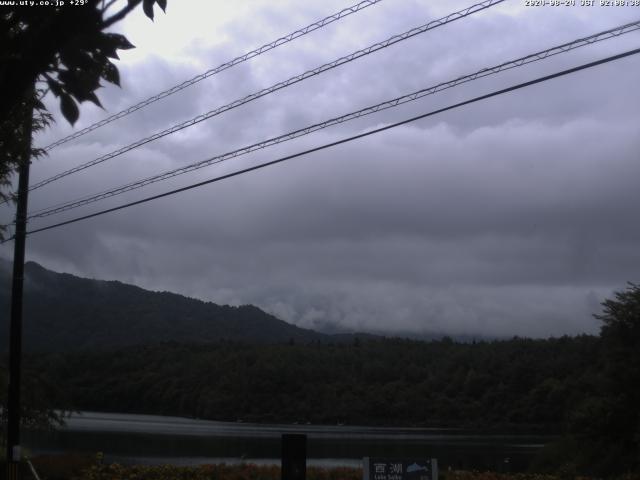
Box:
[0,361,70,454]
[556,284,640,476]
[0,0,168,208]
[0,0,168,438]
[595,283,640,470]
[0,91,50,237]
[597,282,640,353]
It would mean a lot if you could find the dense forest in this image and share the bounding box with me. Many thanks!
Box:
[10,326,638,476]
[1,259,638,475]
[25,336,598,429]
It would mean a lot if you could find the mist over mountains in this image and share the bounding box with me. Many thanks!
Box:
[0,258,499,352]
[0,258,337,352]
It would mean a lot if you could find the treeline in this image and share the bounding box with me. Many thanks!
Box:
[2,284,637,476]
[4,318,640,475]
[27,336,599,430]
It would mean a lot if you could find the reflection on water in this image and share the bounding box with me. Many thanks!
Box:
[24,412,552,472]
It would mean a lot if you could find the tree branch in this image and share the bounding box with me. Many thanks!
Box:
[102,0,142,28]
[100,0,120,15]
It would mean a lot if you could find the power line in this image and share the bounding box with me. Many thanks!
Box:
[16,46,640,240]
[41,0,387,152]
[28,0,504,193]
[27,20,640,220]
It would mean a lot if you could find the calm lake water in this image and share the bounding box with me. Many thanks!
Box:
[24,412,551,472]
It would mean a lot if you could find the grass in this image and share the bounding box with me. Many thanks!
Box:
[3,454,638,480]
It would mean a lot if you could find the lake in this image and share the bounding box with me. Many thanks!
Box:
[24,412,551,472]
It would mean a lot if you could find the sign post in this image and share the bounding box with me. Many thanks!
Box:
[282,434,306,480]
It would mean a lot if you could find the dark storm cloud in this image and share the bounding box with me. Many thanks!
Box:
[2,0,639,337]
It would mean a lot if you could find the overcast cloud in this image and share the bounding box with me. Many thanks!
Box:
[2,0,639,338]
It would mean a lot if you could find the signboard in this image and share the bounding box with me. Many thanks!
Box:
[363,458,438,480]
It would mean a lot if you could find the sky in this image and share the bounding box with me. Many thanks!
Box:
[2,0,640,338]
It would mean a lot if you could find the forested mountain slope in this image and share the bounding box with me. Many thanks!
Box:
[0,259,329,351]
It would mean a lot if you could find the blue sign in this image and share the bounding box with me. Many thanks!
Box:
[363,458,438,480]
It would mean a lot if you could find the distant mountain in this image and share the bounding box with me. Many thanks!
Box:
[0,259,336,352]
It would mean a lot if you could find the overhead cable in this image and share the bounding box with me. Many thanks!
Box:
[29,0,505,193]
[42,0,387,151]
[15,46,640,240]
[27,20,640,220]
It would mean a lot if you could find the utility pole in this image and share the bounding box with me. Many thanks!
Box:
[6,91,34,480]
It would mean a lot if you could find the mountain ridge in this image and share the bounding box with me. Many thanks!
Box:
[0,258,341,352]
[0,258,490,352]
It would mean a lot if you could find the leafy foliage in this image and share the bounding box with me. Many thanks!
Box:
[0,89,51,240]
[73,463,361,480]
[573,284,640,474]
[0,357,71,452]
[0,0,167,125]
[27,461,640,480]
[531,284,640,476]
[0,0,168,209]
